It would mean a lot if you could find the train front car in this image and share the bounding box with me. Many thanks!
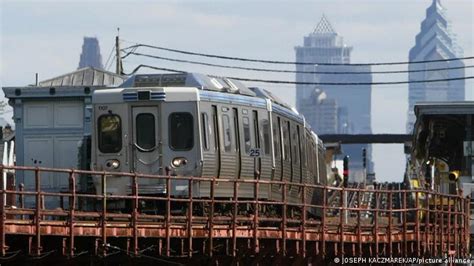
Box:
[90,72,330,216]
[91,85,201,202]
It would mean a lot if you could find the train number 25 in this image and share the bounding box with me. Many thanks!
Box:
[249,148,261,157]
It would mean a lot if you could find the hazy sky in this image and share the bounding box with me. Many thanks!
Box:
[1,0,473,182]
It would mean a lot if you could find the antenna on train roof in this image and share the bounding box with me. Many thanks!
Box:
[115,28,123,75]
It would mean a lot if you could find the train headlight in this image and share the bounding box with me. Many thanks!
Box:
[448,170,461,181]
[172,157,188,167]
[105,159,120,170]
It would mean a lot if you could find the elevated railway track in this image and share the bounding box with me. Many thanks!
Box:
[0,166,471,265]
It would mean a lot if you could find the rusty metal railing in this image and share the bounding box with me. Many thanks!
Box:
[0,165,471,262]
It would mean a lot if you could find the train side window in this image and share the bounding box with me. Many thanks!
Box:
[262,119,270,155]
[273,118,280,158]
[98,114,122,153]
[294,125,300,165]
[282,121,290,161]
[222,114,232,152]
[253,111,260,149]
[212,106,218,151]
[291,124,298,166]
[169,112,194,150]
[201,113,209,150]
[243,117,251,153]
[136,113,155,151]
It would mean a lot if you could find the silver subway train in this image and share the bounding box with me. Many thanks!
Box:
[91,73,328,211]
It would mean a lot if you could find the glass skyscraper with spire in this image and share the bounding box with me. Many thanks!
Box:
[407,0,465,132]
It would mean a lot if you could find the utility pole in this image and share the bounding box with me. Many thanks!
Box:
[115,27,122,75]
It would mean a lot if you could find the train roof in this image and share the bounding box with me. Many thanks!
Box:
[120,72,296,113]
[121,72,256,96]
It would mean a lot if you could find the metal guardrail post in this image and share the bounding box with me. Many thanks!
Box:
[402,190,407,257]
[34,168,41,256]
[388,190,392,257]
[188,178,193,258]
[253,179,259,254]
[101,173,107,257]
[339,187,344,257]
[464,197,470,257]
[301,185,306,258]
[357,190,361,256]
[322,186,327,259]
[0,165,5,257]
[415,190,420,257]
[374,190,379,258]
[232,180,238,257]
[166,176,171,257]
[68,170,76,258]
[424,191,429,254]
[132,173,138,256]
[447,195,451,255]
[208,178,215,257]
[433,193,438,255]
[282,182,287,255]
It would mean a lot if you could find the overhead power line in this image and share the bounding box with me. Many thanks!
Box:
[125,64,474,86]
[126,51,474,75]
[121,42,474,66]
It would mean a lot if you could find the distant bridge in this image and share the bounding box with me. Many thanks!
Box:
[319,134,412,144]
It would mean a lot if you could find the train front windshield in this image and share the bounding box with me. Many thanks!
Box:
[169,112,194,150]
[98,114,122,153]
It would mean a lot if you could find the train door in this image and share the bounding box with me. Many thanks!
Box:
[131,106,160,175]
[218,105,238,179]
[200,104,219,178]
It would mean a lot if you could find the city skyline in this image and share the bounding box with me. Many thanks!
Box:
[1,0,473,182]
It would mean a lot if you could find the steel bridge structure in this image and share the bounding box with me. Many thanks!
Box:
[0,165,470,265]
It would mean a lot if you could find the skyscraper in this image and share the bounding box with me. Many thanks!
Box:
[295,15,373,182]
[407,0,465,132]
[78,37,104,70]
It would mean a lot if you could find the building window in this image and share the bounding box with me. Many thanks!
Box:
[98,114,122,153]
[169,113,194,150]
[136,113,155,151]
